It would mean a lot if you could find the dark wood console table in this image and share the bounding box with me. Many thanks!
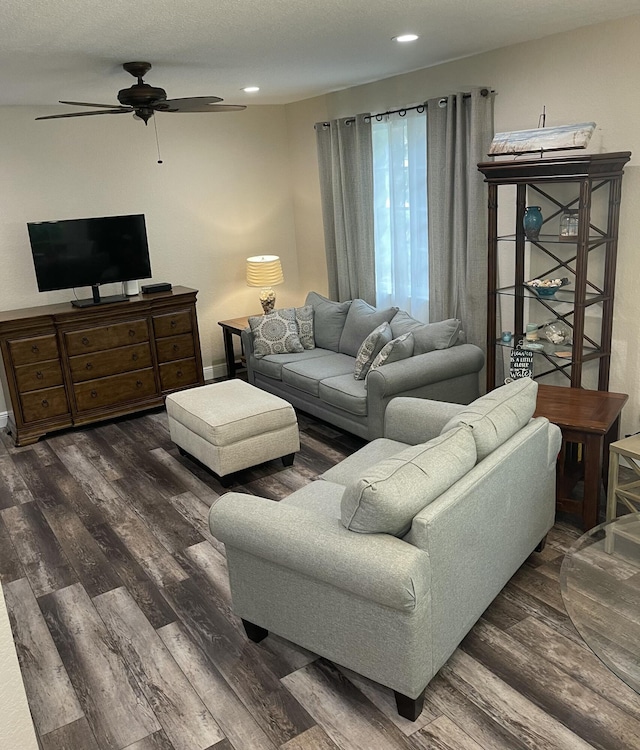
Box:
[0,287,204,445]
[534,384,628,529]
[218,316,252,378]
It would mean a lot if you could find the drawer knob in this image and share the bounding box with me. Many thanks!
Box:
[170,319,177,328]
[136,379,143,388]
[132,353,138,361]
[173,344,180,352]
[129,329,136,337]
[36,371,43,380]
[41,399,49,408]
[82,337,90,346]
[90,390,98,399]
[31,344,39,354]
[85,362,93,370]
[176,370,183,378]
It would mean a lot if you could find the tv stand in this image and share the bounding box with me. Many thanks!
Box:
[70,284,129,308]
[0,286,204,445]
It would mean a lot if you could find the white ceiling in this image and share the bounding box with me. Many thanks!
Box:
[2,0,640,108]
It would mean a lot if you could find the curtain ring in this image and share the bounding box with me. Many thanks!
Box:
[375,114,383,121]
[417,105,425,113]
[438,98,448,108]
[398,109,406,117]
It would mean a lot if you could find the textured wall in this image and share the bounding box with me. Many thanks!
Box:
[0,587,38,749]
[287,14,640,437]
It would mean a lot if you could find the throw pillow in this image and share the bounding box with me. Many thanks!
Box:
[295,305,315,349]
[339,299,399,357]
[305,291,351,352]
[249,308,304,358]
[369,332,414,373]
[341,425,477,536]
[390,311,461,354]
[353,322,392,380]
[440,377,538,461]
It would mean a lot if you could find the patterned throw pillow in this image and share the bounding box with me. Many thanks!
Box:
[369,332,415,374]
[353,323,392,380]
[249,308,304,358]
[295,305,315,349]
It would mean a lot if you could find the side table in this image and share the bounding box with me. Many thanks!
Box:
[534,384,628,530]
[218,316,251,379]
[606,434,640,522]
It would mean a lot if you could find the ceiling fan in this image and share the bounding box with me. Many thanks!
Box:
[35,62,246,124]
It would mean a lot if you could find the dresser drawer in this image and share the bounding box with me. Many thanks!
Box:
[15,360,64,393]
[9,334,59,366]
[159,358,199,391]
[65,319,149,356]
[74,368,158,412]
[20,386,69,423]
[70,343,153,382]
[153,310,192,338]
[155,333,195,363]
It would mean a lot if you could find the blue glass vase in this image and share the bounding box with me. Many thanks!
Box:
[523,206,543,240]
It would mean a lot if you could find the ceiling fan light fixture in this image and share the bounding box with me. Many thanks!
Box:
[242,86,260,93]
[393,33,419,43]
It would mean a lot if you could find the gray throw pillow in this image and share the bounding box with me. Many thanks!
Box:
[353,323,392,380]
[390,311,461,354]
[305,292,351,352]
[295,305,315,349]
[339,299,398,357]
[369,332,414,373]
[341,425,477,536]
[440,377,538,461]
[249,308,304,358]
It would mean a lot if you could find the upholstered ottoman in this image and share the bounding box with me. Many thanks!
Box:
[165,380,300,485]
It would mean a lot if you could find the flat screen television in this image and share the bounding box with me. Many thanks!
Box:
[27,213,152,307]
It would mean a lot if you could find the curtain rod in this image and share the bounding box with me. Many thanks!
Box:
[315,88,492,128]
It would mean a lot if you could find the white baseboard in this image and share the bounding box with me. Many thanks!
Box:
[0,365,225,432]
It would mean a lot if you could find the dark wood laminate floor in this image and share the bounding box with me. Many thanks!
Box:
[1,409,639,750]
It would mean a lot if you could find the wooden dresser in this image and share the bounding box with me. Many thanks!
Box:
[0,286,204,445]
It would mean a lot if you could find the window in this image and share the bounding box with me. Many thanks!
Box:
[372,109,428,322]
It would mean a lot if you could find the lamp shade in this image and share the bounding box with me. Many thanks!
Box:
[246,255,284,288]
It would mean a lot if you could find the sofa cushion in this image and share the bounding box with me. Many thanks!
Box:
[339,299,398,357]
[252,348,334,380]
[341,426,477,536]
[369,332,414,373]
[353,322,392,380]
[390,311,461,354]
[282,353,356,396]
[320,437,409,485]
[319,374,368,416]
[295,305,315,350]
[249,308,303,358]
[440,377,538,461]
[305,292,351,352]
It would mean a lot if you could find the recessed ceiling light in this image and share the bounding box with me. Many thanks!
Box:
[242,86,260,93]
[393,34,419,43]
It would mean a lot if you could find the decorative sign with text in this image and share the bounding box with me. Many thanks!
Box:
[508,347,534,382]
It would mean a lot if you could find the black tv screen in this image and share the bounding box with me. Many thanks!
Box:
[27,214,152,293]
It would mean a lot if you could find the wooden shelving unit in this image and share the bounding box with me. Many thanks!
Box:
[478,152,631,392]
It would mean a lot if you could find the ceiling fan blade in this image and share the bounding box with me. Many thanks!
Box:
[155,96,246,113]
[58,100,125,109]
[36,108,132,121]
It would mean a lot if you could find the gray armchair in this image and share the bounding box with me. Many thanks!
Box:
[209,383,560,719]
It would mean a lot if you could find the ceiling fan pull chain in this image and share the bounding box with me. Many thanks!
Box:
[153,116,163,164]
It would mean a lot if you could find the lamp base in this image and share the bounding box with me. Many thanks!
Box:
[259,288,276,314]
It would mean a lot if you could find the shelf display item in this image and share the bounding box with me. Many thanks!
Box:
[543,321,572,345]
[559,209,579,240]
[524,277,570,298]
[523,206,543,240]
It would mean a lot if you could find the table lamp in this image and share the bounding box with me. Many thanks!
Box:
[246,255,284,314]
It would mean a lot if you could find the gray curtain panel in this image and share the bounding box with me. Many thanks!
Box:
[426,89,494,356]
[315,115,376,304]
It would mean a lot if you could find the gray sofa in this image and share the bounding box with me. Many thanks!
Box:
[242,292,485,440]
[210,378,561,720]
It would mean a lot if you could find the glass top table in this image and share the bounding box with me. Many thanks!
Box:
[560,513,640,693]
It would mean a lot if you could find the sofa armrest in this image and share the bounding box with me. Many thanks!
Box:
[210,493,430,611]
[384,397,466,444]
[367,344,484,397]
